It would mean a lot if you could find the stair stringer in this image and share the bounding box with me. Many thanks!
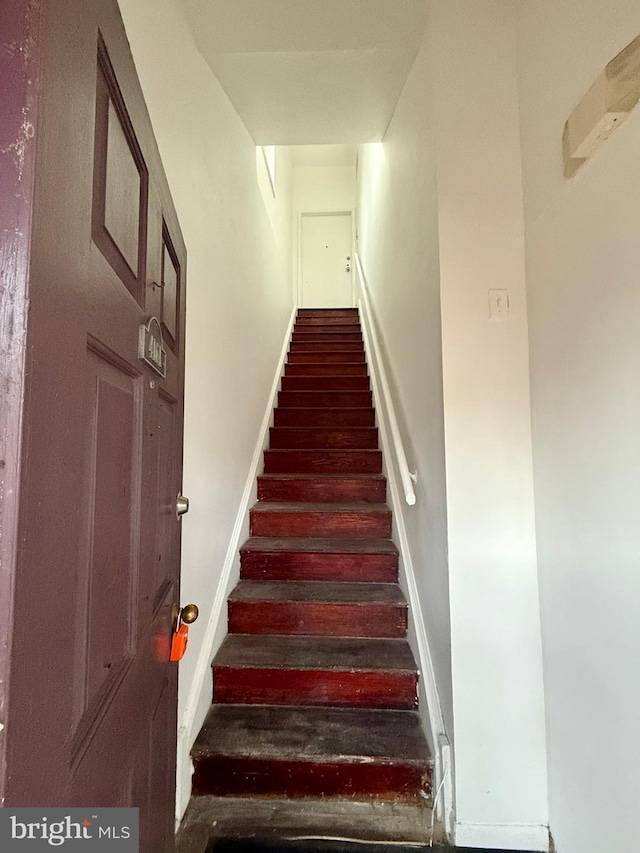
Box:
[176,305,296,826]
[358,297,455,842]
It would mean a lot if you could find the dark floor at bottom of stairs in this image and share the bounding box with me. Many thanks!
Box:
[206,841,535,853]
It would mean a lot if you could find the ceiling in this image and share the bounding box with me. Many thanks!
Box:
[179,0,429,145]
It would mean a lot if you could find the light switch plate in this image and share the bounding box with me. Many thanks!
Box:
[489,288,509,319]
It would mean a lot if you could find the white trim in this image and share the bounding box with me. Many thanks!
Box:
[261,145,277,196]
[455,821,550,851]
[297,209,355,308]
[176,305,297,819]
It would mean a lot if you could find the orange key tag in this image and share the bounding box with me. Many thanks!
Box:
[170,623,189,662]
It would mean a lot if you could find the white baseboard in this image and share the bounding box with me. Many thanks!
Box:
[357,296,454,841]
[455,821,549,851]
[175,305,296,823]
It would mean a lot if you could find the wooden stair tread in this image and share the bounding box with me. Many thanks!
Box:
[274,408,375,427]
[258,473,385,482]
[192,705,430,765]
[285,365,368,376]
[290,341,364,349]
[292,336,363,343]
[278,392,373,407]
[269,427,378,450]
[263,449,382,475]
[229,581,406,605]
[281,377,371,390]
[213,634,417,673]
[295,321,361,327]
[257,474,386,504]
[240,536,398,555]
[288,351,366,359]
[279,391,371,398]
[252,501,389,512]
[270,426,376,431]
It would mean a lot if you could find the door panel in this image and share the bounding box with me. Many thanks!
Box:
[104,99,143,274]
[301,212,353,308]
[3,2,187,851]
[79,351,141,720]
[92,37,148,301]
[161,230,181,347]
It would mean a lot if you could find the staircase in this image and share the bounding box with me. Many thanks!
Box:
[188,308,432,841]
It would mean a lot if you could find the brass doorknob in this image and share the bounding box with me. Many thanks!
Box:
[176,493,190,519]
[181,604,199,624]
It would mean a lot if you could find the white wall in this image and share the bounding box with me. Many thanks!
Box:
[293,165,356,212]
[356,28,453,777]
[516,3,640,852]
[427,3,549,848]
[117,0,293,821]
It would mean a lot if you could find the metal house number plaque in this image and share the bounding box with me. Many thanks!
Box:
[138,317,167,378]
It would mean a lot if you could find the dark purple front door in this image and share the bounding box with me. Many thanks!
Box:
[0,2,187,850]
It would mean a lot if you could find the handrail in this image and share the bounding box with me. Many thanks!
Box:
[355,253,417,506]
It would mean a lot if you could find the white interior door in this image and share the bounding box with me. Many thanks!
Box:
[300,212,353,308]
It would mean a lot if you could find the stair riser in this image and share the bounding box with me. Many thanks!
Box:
[278,391,372,407]
[294,326,361,336]
[280,376,370,392]
[229,602,407,638]
[192,756,429,799]
[240,551,398,583]
[264,450,382,475]
[292,333,362,343]
[285,364,368,377]
[269,427,378,449]
[296,314,360,328]
[290,342,364,352]
[288,351,366,364]
[213,667,418,710]
[250,509,391,539]
[257,476,386,503]
[275,408,375,428]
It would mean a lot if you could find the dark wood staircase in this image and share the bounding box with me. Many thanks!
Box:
[191,308,432,811]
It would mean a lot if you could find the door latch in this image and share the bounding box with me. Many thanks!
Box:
[170,603,199,662]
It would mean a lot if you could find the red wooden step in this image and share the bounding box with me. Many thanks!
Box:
[228,581,407,638]
[250,502,392,538]
[292,332,362,343]
[281,376,370,392]
[290,341,364,352]
[274,407,375,428]
[294,325,361,335]
[297,308,359,315]
[285,364,368,377]
[191,704,431,799]
[296,314,360,327]
[257,474,386,503]
[240,537,399,582]
[212,635,419,709]
[269,427,378,449]
[288,351,366,364]
[264,449,382,474]
[278,390,372,407]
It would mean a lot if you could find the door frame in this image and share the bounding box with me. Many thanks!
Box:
[296,209,355,308]
[0,0,41,803]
